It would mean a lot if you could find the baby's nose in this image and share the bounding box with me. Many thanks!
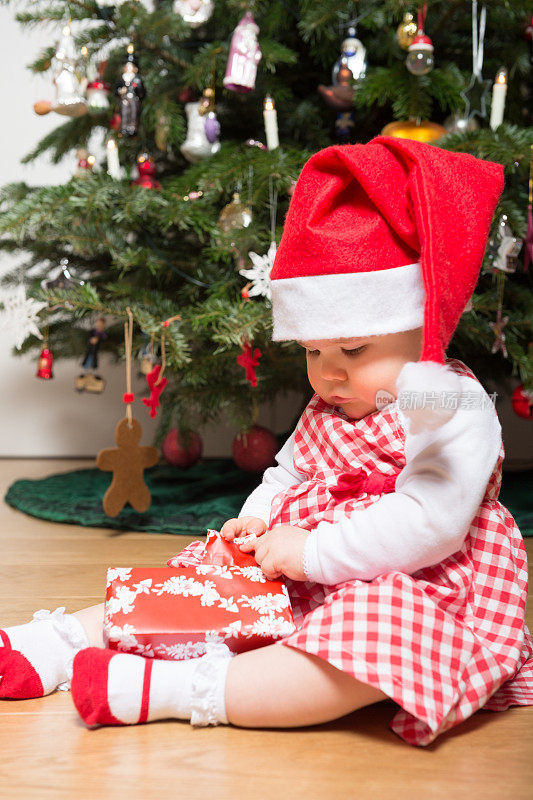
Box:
[320,359,348,381]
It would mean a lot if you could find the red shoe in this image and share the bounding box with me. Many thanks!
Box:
[71,648,153,728]
[0,629,44,699]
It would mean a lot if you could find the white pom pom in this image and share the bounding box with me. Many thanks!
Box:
[396,361,462,434]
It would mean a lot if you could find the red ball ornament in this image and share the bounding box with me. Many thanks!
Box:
[511,385,533,419]
[232,425,279,472]
[110,113,121,131]
[161,428,203,468]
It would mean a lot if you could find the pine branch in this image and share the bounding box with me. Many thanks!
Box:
[20,115,106,164]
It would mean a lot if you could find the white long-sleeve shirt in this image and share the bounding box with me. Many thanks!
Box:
[239,371,502,585]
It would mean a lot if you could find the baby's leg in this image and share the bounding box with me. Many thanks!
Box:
[72,604,105,648]
[225,643,388,727]
[71,640,388,729]
[0,603,104,699]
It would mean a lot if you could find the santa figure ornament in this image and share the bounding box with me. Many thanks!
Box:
[223,12,262,93]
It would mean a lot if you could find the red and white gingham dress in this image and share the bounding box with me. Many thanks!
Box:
[172,357,533,746]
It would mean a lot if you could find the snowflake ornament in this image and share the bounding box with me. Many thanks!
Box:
[239,241,277,301]
[0,285,47,350]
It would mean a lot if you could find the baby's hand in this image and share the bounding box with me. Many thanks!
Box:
[237,525,310,582]
[220,516,267,542]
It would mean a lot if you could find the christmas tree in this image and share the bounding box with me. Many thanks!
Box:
[1,0,532,447]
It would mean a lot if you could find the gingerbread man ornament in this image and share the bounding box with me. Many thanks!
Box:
[97,417,158,517]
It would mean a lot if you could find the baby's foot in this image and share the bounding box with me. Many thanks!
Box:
[0,608,88,698]
[71,645,232,728]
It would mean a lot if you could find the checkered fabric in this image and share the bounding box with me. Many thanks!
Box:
[171,358,533,746]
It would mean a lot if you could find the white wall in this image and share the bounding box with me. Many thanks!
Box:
[0,9,301,456]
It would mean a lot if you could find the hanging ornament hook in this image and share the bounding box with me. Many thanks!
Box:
[460,1,490,121]
[268,174,278,243]
[123,307,135,427]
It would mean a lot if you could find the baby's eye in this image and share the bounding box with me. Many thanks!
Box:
[342,346,366,357]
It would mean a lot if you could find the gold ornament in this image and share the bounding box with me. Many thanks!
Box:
[218,192,252,233]
[198,87,215,116]
[397,12,418,50]
[381,119,446,143]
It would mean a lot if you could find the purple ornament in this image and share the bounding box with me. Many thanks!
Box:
[223,12,262,94]
[204,111,220,143]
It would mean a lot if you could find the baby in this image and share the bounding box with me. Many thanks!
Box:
[221,328,426,580]
[2,137,532,747]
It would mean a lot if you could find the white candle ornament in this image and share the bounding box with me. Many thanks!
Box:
[263,95,279,150]
[106,138,121,179]
[489,67,507,130]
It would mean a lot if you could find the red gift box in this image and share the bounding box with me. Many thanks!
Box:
[103,530,296,659]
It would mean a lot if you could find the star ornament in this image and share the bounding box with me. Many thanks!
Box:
[460,73,491,122]
[0,285,47,350]
[239,241,277,301]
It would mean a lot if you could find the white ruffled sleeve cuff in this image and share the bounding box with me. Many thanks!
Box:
[302,530,323,583]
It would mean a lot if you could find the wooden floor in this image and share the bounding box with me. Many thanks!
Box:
[1,459,532,800]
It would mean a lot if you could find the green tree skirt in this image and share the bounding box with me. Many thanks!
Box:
[499,470,533,537]
[4,461,260,535]
[4,463,532,537]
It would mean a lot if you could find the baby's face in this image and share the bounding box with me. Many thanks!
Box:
[298,328,423,420]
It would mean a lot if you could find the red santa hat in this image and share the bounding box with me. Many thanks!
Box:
[270,136,504,365]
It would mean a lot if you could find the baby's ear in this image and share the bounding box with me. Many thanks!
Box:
[395,361,461,435]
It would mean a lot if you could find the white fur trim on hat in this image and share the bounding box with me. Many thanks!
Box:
[395,360,462,434]
[270,262,425,341]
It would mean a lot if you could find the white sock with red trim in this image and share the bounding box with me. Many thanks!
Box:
[71,643,233,728]
[0,608,89,699]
